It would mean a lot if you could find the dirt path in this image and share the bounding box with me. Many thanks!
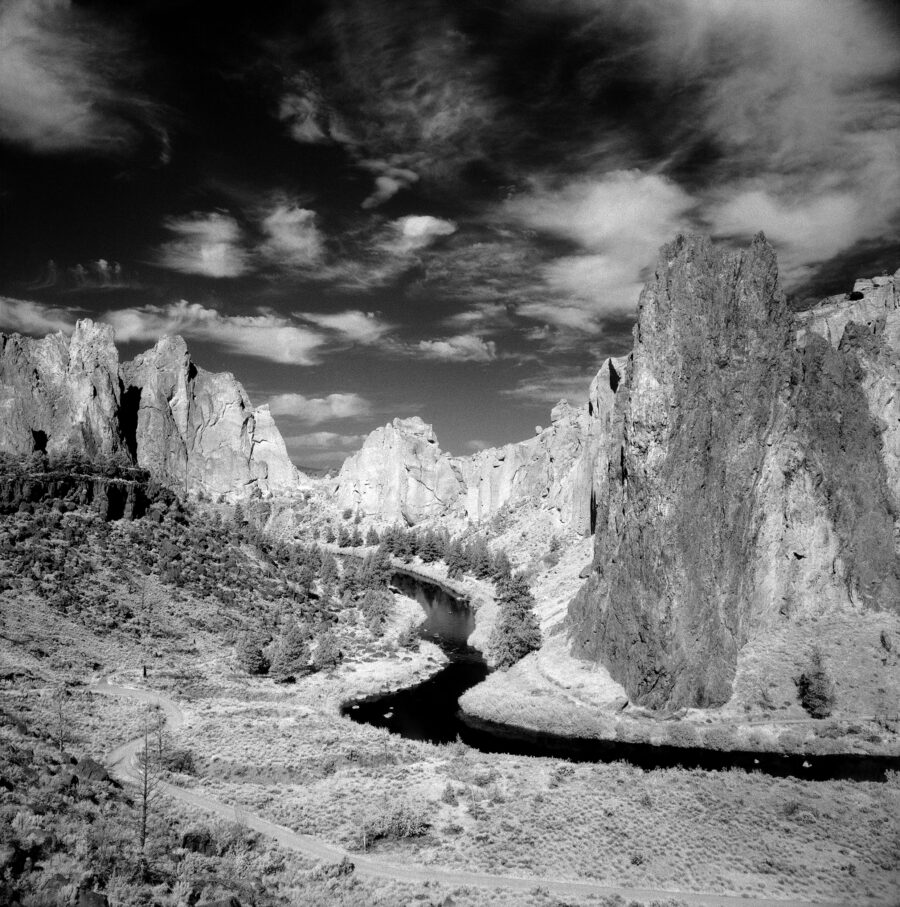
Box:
[90,677,837,907]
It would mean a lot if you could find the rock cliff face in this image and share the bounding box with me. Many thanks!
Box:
[335,417,462,524]
[0,319,299,500]
[335,370,626,531]
[569,234,900,710]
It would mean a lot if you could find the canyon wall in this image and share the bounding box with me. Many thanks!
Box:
[334,364,625,532]
[568,234,900,710]
[0,319,299,500]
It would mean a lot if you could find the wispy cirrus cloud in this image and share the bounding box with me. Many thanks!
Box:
[0,295,80,335]
[415,333,497,363]
[105,301,326,365]
[0,0,161,155]
[297,309,393,345]
[156,212,250,278]
[267,392,372,424]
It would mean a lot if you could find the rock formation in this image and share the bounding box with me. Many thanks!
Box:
[335,416,462,524]
[568,234,900,710]
[0,319,299,500]
[334,371,626,532]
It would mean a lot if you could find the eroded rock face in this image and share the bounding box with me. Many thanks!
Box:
[0,319,124,460]
[0,320,299,500]
[568,235,900,710]
[335,372,626,531]
[122,340,299,498]
[335,416,462,524]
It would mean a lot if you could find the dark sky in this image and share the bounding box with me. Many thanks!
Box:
[1,0,899,467]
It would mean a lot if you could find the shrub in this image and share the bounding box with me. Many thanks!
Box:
[397,620,420,649]
[313,629,342,671]
[360,803,429,849]
[666,722,700,748]
[797,647,836,718]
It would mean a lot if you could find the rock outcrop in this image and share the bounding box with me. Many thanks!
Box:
[335,417,462,524]
[121,337,299,499]
[335,369,626,532]
[0,319,299,500]
[569,234,900,710]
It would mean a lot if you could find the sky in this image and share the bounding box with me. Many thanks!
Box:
[1,0,899,468]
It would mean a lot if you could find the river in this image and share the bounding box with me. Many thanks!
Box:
[341,572,900,782]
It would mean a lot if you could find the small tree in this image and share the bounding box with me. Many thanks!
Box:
[313,629,342,671]
[489,573,541,668]
[269,621,311,682]
[51,683,68,756]
[797,647,836,718]
[136,707,164,878]
[360,588,393,635]
[365,526,380,546]
[235,631,270,675]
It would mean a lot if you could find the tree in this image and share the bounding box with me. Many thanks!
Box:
[136,706,164,878]
[269,620,311,682]
[491,549,512,583]
[489,573,541,668]
[235,631,270,675]
[51,683,68,756]
[467,537,492,579]
[365,526,380,546]
[360,588,393,635]
[313,628,342,671]
[445,538,467,578]
[797,647,835,718]
[360,545,392,591]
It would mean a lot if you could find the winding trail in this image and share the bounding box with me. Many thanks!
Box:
[91,677,836,907]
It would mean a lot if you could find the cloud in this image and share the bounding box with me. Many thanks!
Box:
[105,301,326,365]
[297,309,393,345]
[382,215,457,255]
[503,170,694,327]
[415,334,497,362]
[0,0,158,155]
[156,212,250,279]
[0,296,79,335]
[259,203,325,269]
[267,392,371,424]
[501,368,596,405]
[539,0,900,286]
[285,431,366,449]
[359,159,420,209]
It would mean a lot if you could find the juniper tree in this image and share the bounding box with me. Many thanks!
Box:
[269,620,311,682]
[489,573,541,668]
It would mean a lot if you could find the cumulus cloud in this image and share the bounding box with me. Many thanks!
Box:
[297,309,393,345]
[259,203,325,269]
[0,296,79,335]
[416,334,497,362]
[157,212,250,278]
[0,0,157,155]
[267,392,371,424]
[503,170,694,327]
[105,301,326,365]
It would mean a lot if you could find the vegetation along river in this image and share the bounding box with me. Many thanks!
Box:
[341,573,900,782]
